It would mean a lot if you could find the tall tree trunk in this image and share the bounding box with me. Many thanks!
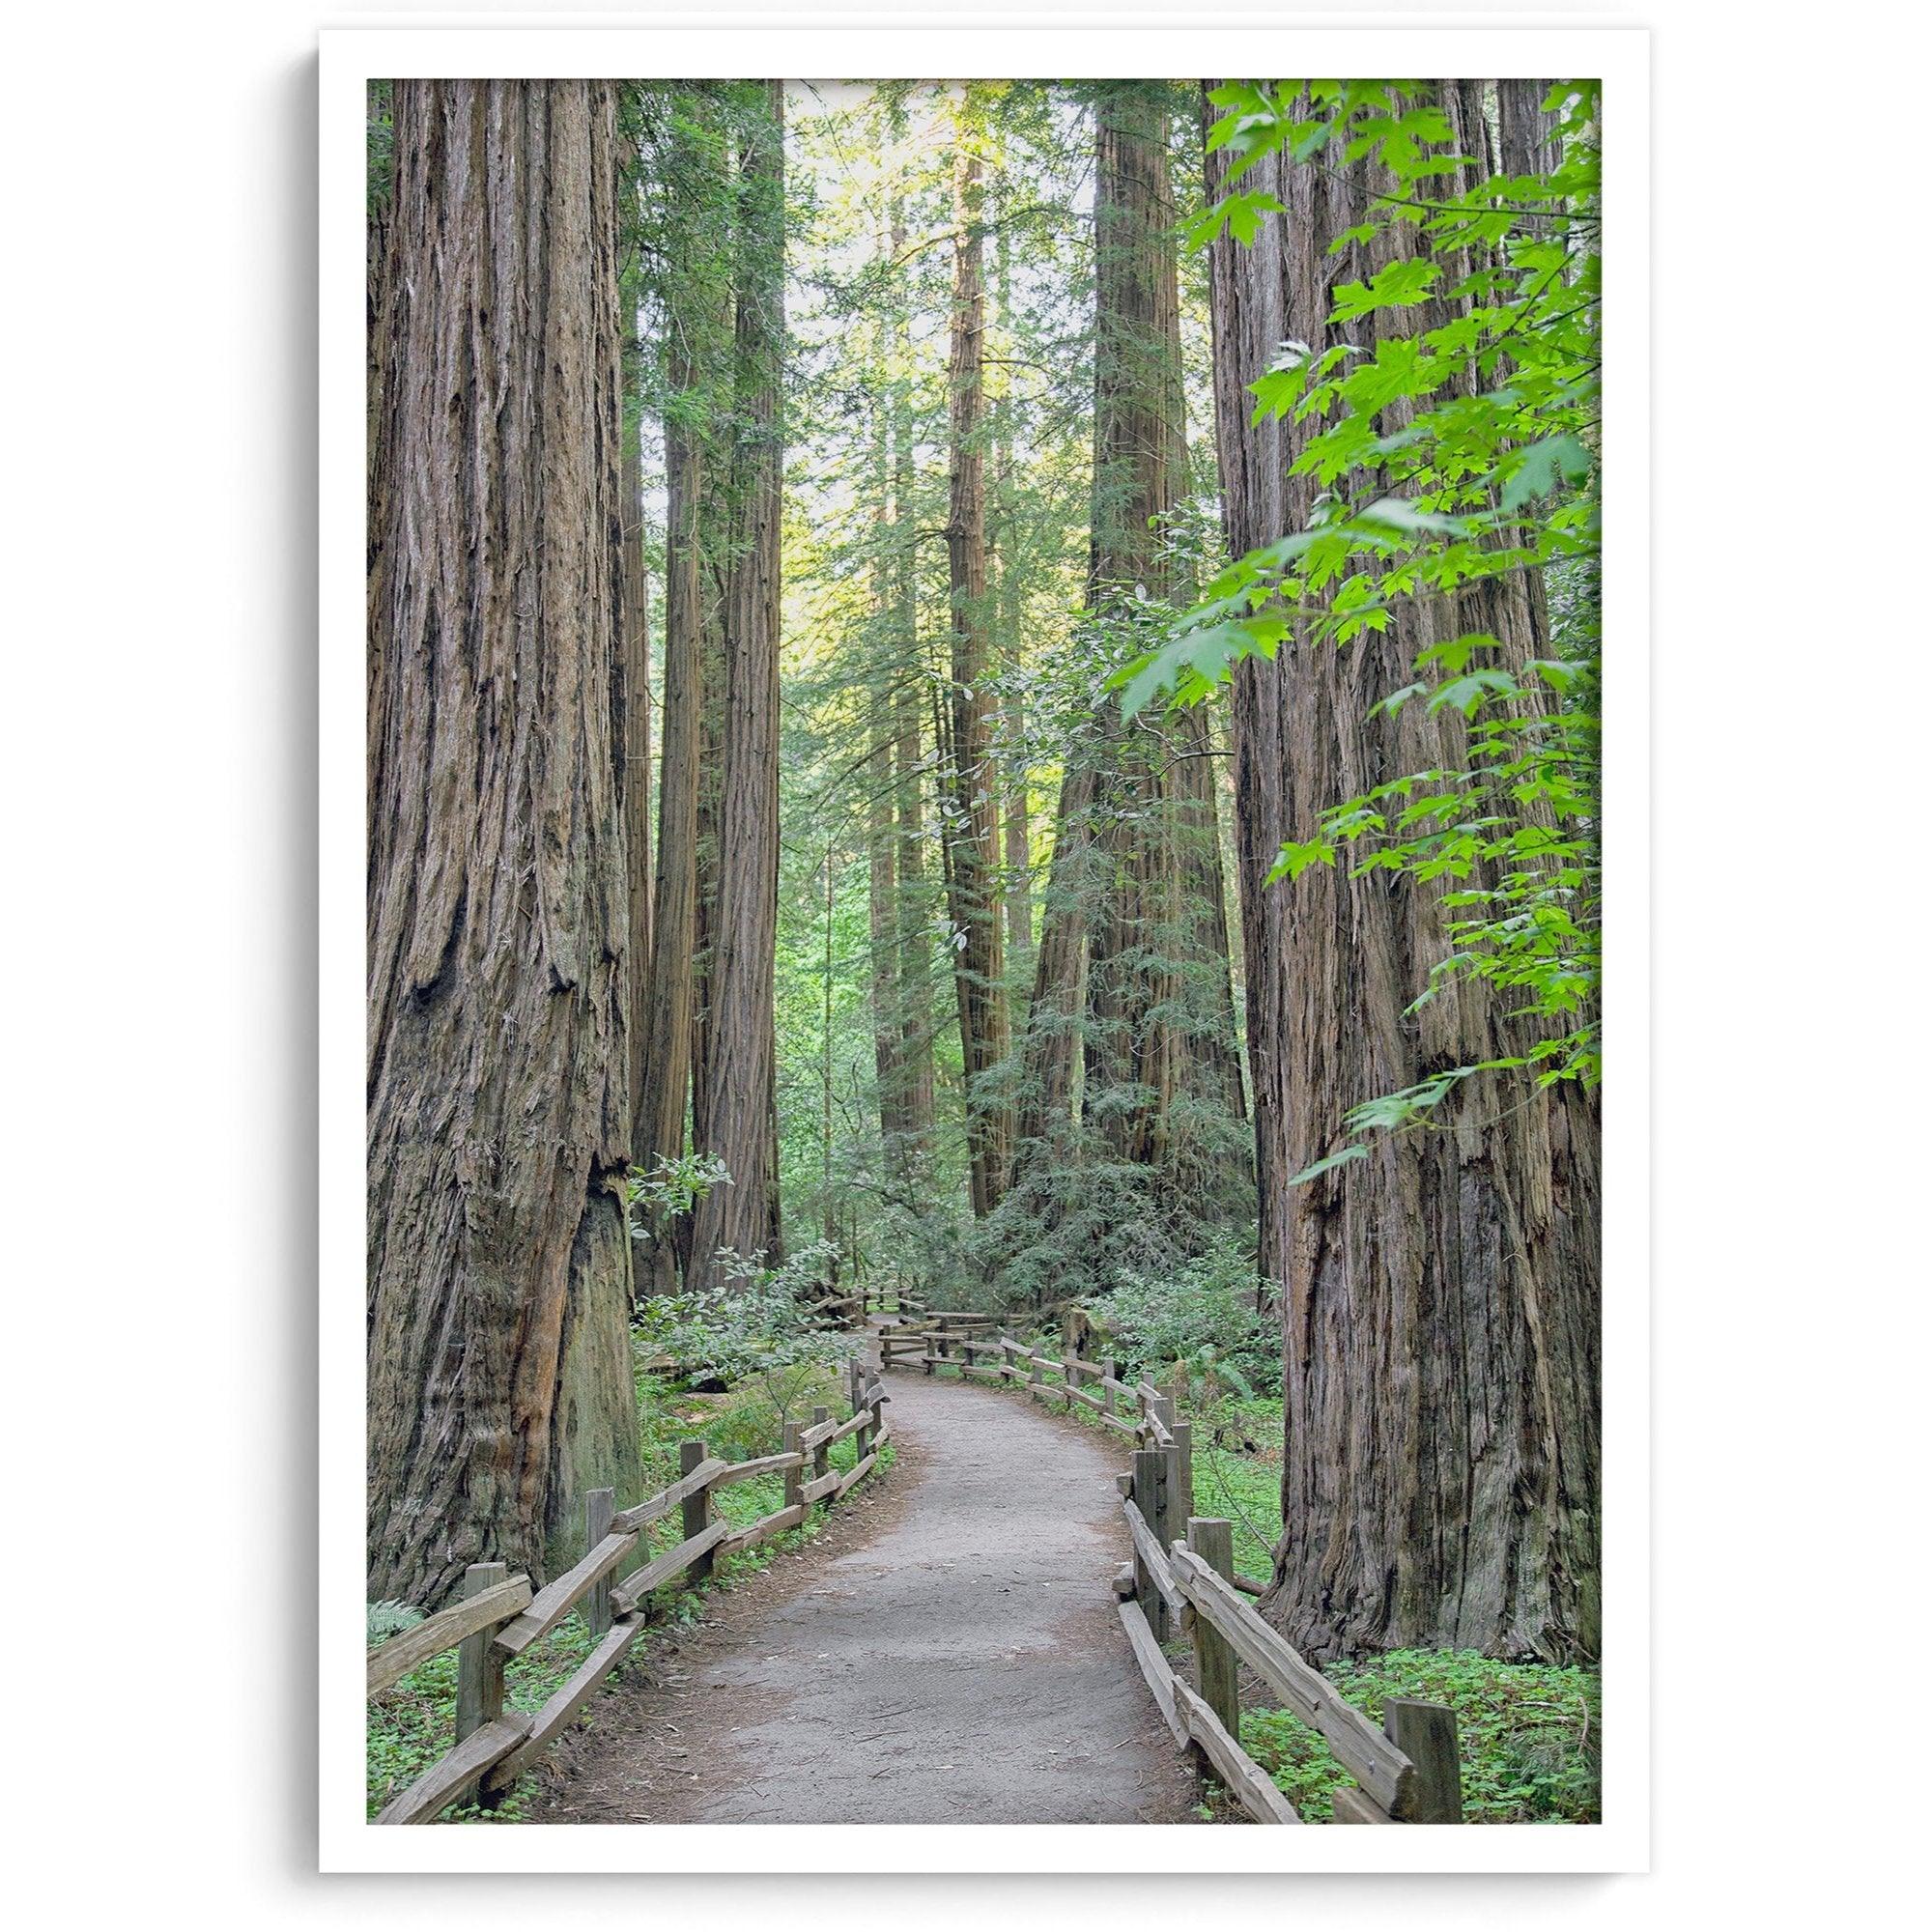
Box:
[890,205,937,1175]
[1002,695,1033,966]
[636,91,724,1303]
[1203,79,1602,1662]
[1011,84,1246,1206]
[991,194,1034,972]
[893,671,936,1169]
[867,700,903,1156]
[690,80,786,1280]
[636,356,702,1303]
[690,545,727,1200]
[620,439,653,1143]
[1009,753,1097,1174]
[943,110,1011,1218]
[866,377,906,1163]
[366,79,642,1604]
[1088,85,1246,1180]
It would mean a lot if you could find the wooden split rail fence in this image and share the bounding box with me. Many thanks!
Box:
[365,1361,892,1825]
[799,1285,932,1329]
[882,1332,1463,1826]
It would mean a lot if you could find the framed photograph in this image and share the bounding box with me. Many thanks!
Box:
[324,17,1648,1876]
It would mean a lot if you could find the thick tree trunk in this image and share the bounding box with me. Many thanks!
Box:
[690,80,786,1279]
[1203,79,1601,1662]
[366,79,642,1605]
[943,120,1011,1218]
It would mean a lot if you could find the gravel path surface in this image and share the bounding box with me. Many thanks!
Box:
[533,1369,1196,1825]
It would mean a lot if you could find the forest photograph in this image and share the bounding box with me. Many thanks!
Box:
[359,68,1608,1848]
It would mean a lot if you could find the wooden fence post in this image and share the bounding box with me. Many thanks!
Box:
[1170,1417,1194,1525]
[454,1560,507,1809]
[1147,1397,1178,1548]
[855,1370,873,1458]
[1187,1519,1239,1739]
[845,1358,867,1454]
[811,1405,831,1492]
[582,1489,615,1636]
[782,1420,804,1513]
[1029,1347,1043,1396]
[1131,1444,1170,1642]
[680,1438,715,1586]
[1383,1699,1463,1821]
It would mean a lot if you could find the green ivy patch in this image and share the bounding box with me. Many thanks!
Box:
[1240,1650,1601,1823]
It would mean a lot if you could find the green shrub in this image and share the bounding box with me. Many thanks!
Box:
[634,1237,865,1449]
[1094,1234,1279,1401]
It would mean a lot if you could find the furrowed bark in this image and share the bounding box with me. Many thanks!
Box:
[366,79,642,1603]
[1202,78,1602,1662]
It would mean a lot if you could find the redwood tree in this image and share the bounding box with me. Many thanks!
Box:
[635,87,729,1301]
[1202,78,1602,1662]
[942,110,1012,1218]
[689,80,786,1279]
[366,79,642,1604]
[890,248,938,1173]
[1011,83,1245,1208]
[619,437,653,1142]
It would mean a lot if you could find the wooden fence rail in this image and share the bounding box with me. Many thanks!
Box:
[882,1333,1462,1827]
[366,1372,892,1825]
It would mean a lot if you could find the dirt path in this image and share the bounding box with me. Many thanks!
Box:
[533,1369,1196,1825]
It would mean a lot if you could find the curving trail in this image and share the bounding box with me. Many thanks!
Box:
[534,1366,1195,1825]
